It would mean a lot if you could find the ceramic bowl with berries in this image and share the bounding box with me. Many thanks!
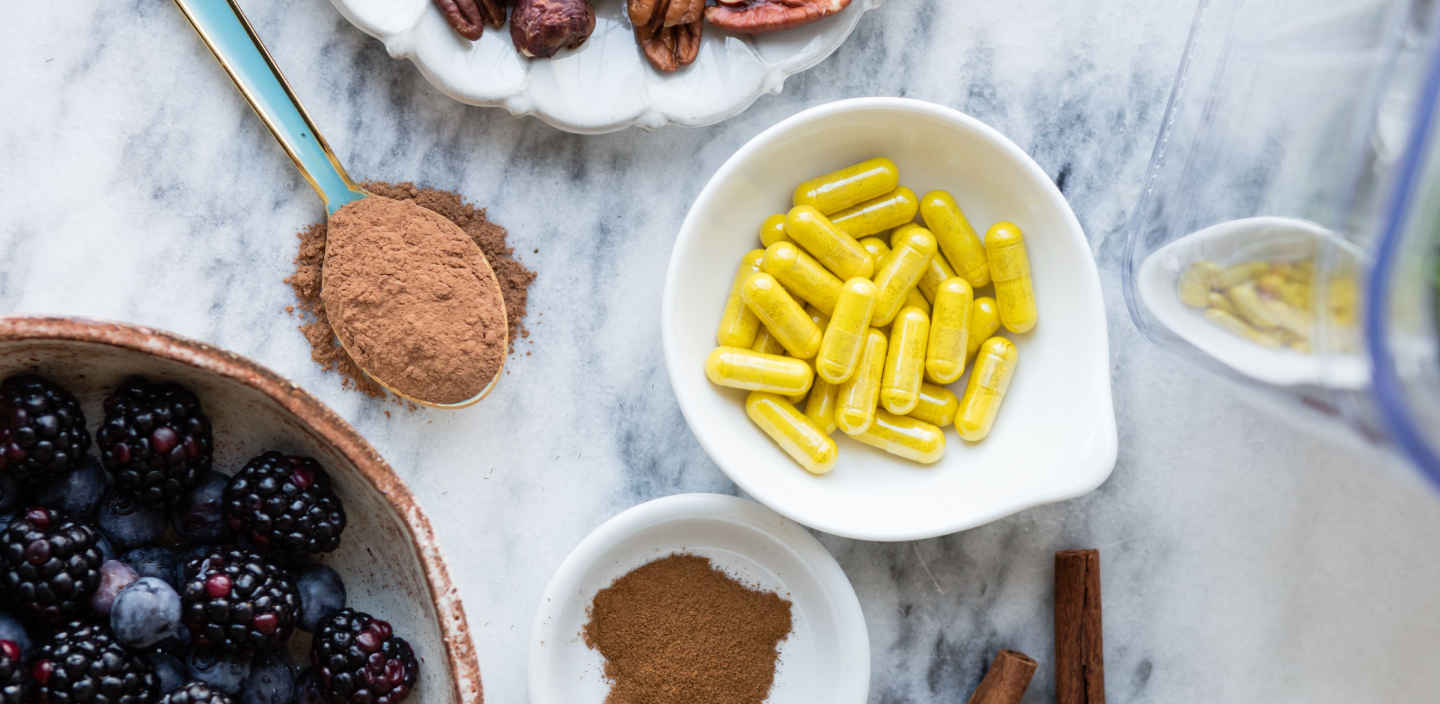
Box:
[0,316,479,704]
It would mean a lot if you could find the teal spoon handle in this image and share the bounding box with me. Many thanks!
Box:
[173,0,368,216]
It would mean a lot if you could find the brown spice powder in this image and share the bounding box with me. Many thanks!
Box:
[582,553,793,704]
[285,182,535,401]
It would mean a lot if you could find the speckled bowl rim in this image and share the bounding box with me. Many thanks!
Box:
[0,315,481,704]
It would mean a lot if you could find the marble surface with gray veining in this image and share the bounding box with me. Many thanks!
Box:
[6,1,1440,702]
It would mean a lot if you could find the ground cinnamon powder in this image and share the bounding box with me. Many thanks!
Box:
[285,182,535,401]
[582,554,793,704]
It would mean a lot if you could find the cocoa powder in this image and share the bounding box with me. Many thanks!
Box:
[285,182,535,403]
[582,553,793,704]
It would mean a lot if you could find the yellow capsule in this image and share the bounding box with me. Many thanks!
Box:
[985,221,1037,333]
[784,206,876,280]
[857,236,891,264]
[851,409,945,464]
[741,273,823,359]
[965,296,1002,368]
[881,307,930,415]
[745,391,838,475]
[1258,272,1308,309]
[1177,260,1219,308]
[904,288,930,316]
[750,326,786,356]
[717,249,765,348]
[957,337,1018,442]
[705,346,814,396]
[871,228,938,326]
[1207,291,1237,316]
[1273,261,1312,283]
[916,250,957,303]
[835,328,888,435]
[919,190,990,288]
[816,278,879,384]
[908,383,958,428]
[829,187,919,239]
[803,377,840,435]
[761,242,843,316]
[759,214,790,247]
[804,304,830,330]
[888,222,923,249]
[1204,307,1281,348]
[1216,261,1270,289]
[925,277,973,384]
[792,157,900,215]
[1226,282,1279,331]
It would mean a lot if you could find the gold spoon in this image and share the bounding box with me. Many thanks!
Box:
[173,0,505,408]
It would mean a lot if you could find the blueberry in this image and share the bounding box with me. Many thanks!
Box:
[170,470,233,545]
[96,534,117,561]
[241,650,295,704]
[294,564,346,632]
[0,511,17,534]
[0,474,22,514]
[98,490,167,549]
[124,546,178,588]
[89,559,139,617]
[32,456,107,518]
[146,651,188,693]
[187,648,251,695]
[0,612,30,659]
[293,668,324,704]
[110,577,182,649]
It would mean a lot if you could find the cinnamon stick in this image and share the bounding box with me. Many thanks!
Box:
[965,649,1038,704]
[1055,549,1105,704]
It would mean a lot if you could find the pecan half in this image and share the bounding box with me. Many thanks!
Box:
[629,0,704,28]
[636,19,701,73]
[704,0,852,34]
[433,0,506,41]
[510,0,596,58]
[630,0,704,72]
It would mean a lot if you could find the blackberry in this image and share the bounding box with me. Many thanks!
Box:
[311,609,417,704]
[159,682,234,704]
[97,380,213,509]
[0,374,90,484]
[31,620,158,704]
[223,453,346,555]
[0,639,25,704]
[179,547,299,656]
[0,507,104,624]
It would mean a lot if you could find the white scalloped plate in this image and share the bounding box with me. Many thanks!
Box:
[328,0,881,133]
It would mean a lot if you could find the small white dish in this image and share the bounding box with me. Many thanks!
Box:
[327,0,881,133]
[527,494,868,704]
[1136,216,1369,389]
[662,98,1117,541]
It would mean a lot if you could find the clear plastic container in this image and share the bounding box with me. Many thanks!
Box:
[1123,0,1440,483]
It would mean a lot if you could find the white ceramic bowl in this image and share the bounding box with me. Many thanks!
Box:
[662,98,1118,541]
[328,0,881,133]
[527,494,868,704]
[1136,216,1368,389]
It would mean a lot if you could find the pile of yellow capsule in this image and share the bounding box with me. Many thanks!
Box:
[1177,257,1356,353]
[703,157,1038,475]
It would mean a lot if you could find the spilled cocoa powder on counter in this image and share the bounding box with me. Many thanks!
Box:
[582,553,793,704]
[285,182,535,402]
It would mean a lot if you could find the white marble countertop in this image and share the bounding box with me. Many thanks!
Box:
[6,1,1440,702]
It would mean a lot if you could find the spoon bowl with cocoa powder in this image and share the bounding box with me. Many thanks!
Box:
[175,0,508,407]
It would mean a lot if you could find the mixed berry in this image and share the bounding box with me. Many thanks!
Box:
[0,374,415,704]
